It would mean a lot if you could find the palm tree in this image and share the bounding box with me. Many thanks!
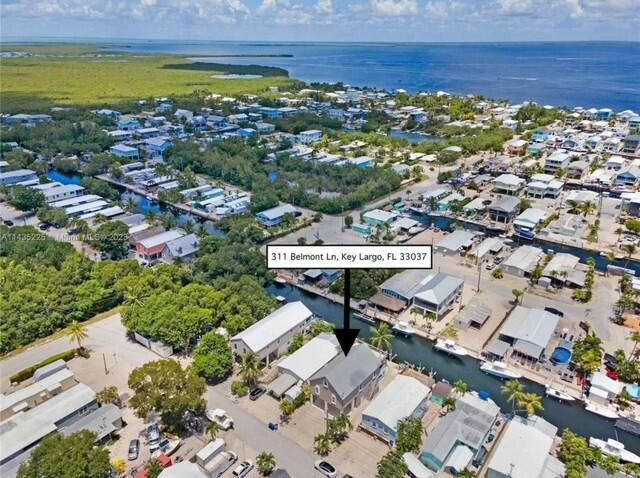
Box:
[125,197,138,213]
[441,396,457,413]
[314,433,331,456]
[453,380,468,396]
[501,380,525,414]
[456,470,476,478]
[239,351,263,388]
[518,392,544,416]
[206,421,219,441]
[183,220,194,235]
[67,320,88,350]
[629,331,640,359]
[567,200,581,215]
[624,244,636,270]
[256,451,276,476]
[581,200,596,217]
[369,323,393,352]
[605,251,615,277]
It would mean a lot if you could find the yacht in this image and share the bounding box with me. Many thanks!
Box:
[480,361,522,380]
[585,401,619,419]
[589,438,640,464]
[545,386,576,402]
[392,322,417,337]
[274,277,287,286]
[434,339,469,357]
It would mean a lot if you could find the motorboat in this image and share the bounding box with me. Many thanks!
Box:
[353,312,376,325]
[480,361,522,380]
[589,437,640,464]
[434,339,469,357]
[545,386,576,402]
[585,401,619,419]
[275,295,286,303]
[392,322,417,337]
[274,277,287,286]
[408,226,426,235]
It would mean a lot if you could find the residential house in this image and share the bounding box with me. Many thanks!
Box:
[532,129,550,143]
[362,209,399,227]
[622,135,640,155]
[420,393,500,472]
[310,344,385,416]
[492,174,524,195]
[231,301,314,364]
[42,184,85,203]
[162,233,199,263]
[135,229,184,261]
[488,196,520,223]
[542,253,585,288]
[144,137,172,157]
[507,139,528,156]
[487,415,565,478]
[360,376,430,445]
[566,160,590,180]
[297,129,323,144]
[109,144,139,159]
[434,230,477,255]
[256,204,301,227]
[0,169,37,186]
[513,208,547,237]
[277,333,340,383]
[411,273,465,318]
[501,245,544,277]
[544,150,571,174]
[499,306,560,360]
[117,117,140,130]
[616,166,640,187]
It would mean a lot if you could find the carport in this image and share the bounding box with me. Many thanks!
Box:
[268,373,298,399]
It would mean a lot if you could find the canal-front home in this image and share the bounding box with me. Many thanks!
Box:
[500,245,544,277]
[498,306,560,361]
[492,174,524,195]
[256,204,301,227]
[360,375,430,445]
[420,393,500,472]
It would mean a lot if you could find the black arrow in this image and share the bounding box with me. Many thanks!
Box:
[334,268,360,355]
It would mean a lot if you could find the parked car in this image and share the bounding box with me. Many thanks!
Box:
[127,439,140,461]
[314,460,337,478]
[147,424,161,451]
[485,262,495,270]
[232,460,254,477]
[494,256,503,264]
[249,386,266,401]
[206,408,234,430]
[544,307,564,318]
[2,219,13,226]
[38,222,51,231]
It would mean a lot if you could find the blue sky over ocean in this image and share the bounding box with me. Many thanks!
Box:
[1,0,639,42]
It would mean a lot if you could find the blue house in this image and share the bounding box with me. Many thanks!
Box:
[239,128,257,138]
[616,166,640,187]
[109,144,139,159]
[531,129,550,143]
[117,118,141,131]
[256,204,301,227]
[260,107,282,119]
[596,108,613,120]
[145,137,172,157]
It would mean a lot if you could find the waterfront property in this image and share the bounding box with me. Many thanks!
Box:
[434,230,477,255]
[362,209,399,227]
[545,150,571,174]
[161,233,200,263]
[231,301,314,364]
[275,332,340,384]
[487,415,565,478]
[42,184,85,203]
[498,306,560,361]
[309,343,385,416]
[500,245,544,277]
[135,229,185,261]
[256,204,301,227]
[420,393,500,472]
[488,196,520,223]
[492,174,524,195]
[360,375,430,445]
[0,169,37,186]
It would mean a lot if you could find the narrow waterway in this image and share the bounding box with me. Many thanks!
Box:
[267,282,640,453]
[47,171,224,236]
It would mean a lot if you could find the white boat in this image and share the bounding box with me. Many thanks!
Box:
[480,361,522,380]
[589,437,640,464]
[408,226,426,235]
[275,295,286,303]
[545,386,576,402]
[274,277,287,285]
[392,322,416,337]
[434,339,468,357]
[585,401,619,419]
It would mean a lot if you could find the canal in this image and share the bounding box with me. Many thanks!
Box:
[268,282,640,453]
[47,171,224,236]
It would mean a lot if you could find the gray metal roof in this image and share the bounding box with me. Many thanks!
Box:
[454,298,490,327]
[60,404,121,441]
[500,306,560,358]
[413,273,465,307]
[380,269,432,301]
[436,230,477,252]
[165,233,199,258]
[490,195,520,213]
[311,344,382,400]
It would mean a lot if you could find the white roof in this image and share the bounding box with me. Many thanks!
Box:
[0,384,95,463]
[232,301,313,353]
[503,245,543,273]
[43,184,84,201]
[500,306,559,357]
[50,194,102,208]
[65,200,108,215]
[488,416,560,478]
[159,462,206,478]
[444,445,474,471]
[0,368,74,414]
[277,333,339,381]
[138,230,184,248]
[591,372,623,395]
[403,453,435,478]
[515,208,547,227]
[362,376,430,432]
[363,209,398,223]
[79,206,124,220]
[494,174,525,186]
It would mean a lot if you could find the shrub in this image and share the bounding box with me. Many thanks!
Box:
[231,380,249,397]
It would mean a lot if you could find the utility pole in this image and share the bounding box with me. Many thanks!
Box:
[102,353,108,375]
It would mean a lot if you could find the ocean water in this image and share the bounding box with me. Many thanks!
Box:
[111,40,640,111]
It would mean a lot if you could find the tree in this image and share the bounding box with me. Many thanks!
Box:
[314,433,331,456]
[7,185,45,212]
[518,392,544,415]
[453,380,468,396]
[344,215,354,228]
[256,451,276,476]
[17,431,111,478]
[146,459,164,478]
[370,322,393,352]
[239,351,264,388]
[377,450,408,478]
[288,331,305,353]
[91,221,129,259]
[630,331,640,359]
[128,359,206,432]
[206,421,220,441]
[279,398,296,419]
[96,385,119,405]
[511,288,524,304]
[624,244,636,270]
[66,320,88,350]
[395,417,424,454]
[310,320,334,337]
[456,470,476,478]
[442,396,457,413]
[193,331,234,382]
[501,379,524,414]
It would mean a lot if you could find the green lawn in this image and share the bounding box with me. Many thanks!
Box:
[0,46,298,113]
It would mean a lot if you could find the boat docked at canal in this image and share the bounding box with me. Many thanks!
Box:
[589,437,640,463]
[434,339,468,357]
[274,277,288,286]
[545,386,576,402]
[585,401,619,420]
[392,322,417,337]
[480,361,522,380]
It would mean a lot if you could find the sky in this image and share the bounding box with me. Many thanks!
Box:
[1,0,639,42]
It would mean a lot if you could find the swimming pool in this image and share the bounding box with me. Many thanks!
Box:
[551,346,572,365]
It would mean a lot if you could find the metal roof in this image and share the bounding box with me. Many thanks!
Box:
[500,306,559,358]
[413,273,465,307]
[436,230,477,252]
[60,403,121,441]
[277,333,339,381]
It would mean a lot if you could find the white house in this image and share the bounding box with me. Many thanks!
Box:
[492,174,525,195]
[297,129,323,144]
[231,301,314,364]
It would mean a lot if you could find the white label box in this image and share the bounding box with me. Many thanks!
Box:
[266,245,432,269]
